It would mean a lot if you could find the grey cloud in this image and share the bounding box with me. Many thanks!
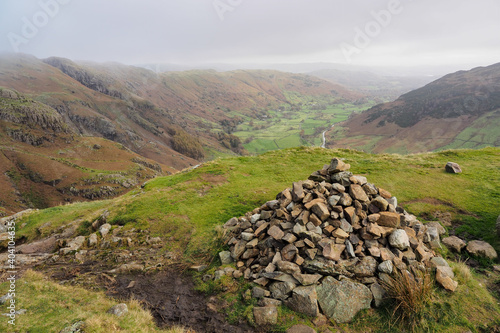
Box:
[0,0,498,70]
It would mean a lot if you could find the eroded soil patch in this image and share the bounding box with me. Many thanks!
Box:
[109,270,255,333]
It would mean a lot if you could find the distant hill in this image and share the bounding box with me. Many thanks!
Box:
[330,62,500,153]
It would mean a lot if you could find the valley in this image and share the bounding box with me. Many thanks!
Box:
[0,53,499,333]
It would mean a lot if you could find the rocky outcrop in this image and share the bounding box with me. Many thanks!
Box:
[43,57,125,99]
[0,89,69,134]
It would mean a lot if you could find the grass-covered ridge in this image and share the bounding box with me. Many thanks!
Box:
[17,146,500,258]
[6,146,500,332]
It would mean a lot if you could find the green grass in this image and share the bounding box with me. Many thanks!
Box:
[0,270,171,332]
[233,101,375,154]
[7,146,500,332]
[15,146,500,257]
[348,262,500,333]
[438,109,500,151]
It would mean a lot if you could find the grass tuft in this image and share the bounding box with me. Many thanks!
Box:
[380,269,434,331]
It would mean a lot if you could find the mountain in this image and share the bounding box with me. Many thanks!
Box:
[0,54,361,161]
[0,54,365,213]
[0,87,167,215]
[330,62,500,153]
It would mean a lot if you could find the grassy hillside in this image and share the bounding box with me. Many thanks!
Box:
[4,146,500,332]
[16,146,500,256]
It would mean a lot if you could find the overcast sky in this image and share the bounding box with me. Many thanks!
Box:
[0,0,499,73]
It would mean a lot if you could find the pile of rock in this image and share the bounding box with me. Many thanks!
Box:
[220,158,458,324]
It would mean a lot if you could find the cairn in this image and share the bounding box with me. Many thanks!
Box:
[219,158,458,324]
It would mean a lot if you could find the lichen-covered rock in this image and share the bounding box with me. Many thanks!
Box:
[388,229,409,250]
[254,306,278,325]
[286,285,319,317]
[316,276,372,323]
[107,303,128,317]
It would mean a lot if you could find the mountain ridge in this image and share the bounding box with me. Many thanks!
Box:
[330,62,500,153]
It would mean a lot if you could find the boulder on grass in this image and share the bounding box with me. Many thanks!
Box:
[445,162,462,173]
[466,240,498,260]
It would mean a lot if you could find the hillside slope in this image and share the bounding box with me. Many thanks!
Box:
[0,87,167,215]
[3,146,500,332]
[0,54,364,162]
[330,62,500,153]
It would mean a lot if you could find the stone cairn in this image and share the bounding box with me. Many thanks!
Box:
[219,158,458,325]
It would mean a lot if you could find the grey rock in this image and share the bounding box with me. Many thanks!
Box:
[241,232,254,241]
[277,261,301,275]
[107,303,128,317]
[370,283,387,308]
[389,229,410,250]
[387,197,398,208]
[223,217,239,228]
[331,171,353,187]
[99,223,112,237]
[378,260,393,274]
[231,240,247,259]
[292,273,322,286]
[88,233,98,247]
[466,240,498,260]
[292,182,305,202]
[345,240,356,258]
[426,221,446,236]
[328,195,341,207]
[430,256,450,268]
[214,270,225,280]
[250,214,261,224]
[254,306,278,325]
[442,236,466,252]
[59,321,85,333]
[316,276,372,323]
[445,162,462,173]
[353,256,378,277]
[269,281,296,300]
[286,285,319,317]
[219,251,233,265]
[258,297,282,307]
[252,286,269,299]
[303,258,339,276]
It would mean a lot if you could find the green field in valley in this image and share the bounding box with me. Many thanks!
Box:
[232,101,375,154]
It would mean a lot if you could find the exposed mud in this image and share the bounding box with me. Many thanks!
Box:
[108,270,256,333]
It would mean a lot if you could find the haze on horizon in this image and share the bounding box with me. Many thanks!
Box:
[0,0,499,75]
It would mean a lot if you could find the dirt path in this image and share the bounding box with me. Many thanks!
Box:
[108,270,256,333]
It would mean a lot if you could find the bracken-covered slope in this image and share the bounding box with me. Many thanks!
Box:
[0,54,362,163]
[0,87,167,215]
[331,62,500,153]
